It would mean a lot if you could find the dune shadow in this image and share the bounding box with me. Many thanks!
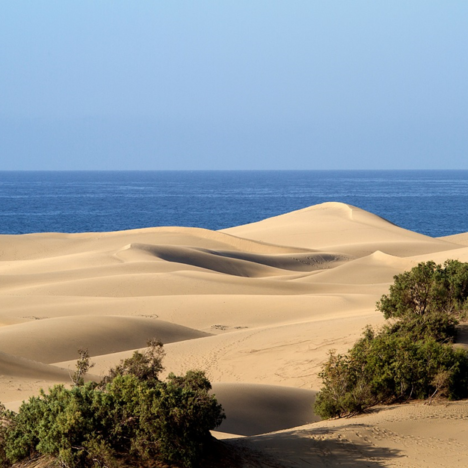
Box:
[222,424,403,468]
[212,383,319,437]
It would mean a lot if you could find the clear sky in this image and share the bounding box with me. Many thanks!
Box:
[1,1,467,170]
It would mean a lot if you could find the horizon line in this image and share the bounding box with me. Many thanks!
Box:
[1,169,468,173]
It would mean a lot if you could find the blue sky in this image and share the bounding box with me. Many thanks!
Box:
[1,1,467,170]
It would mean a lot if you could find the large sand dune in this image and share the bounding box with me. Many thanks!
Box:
[1,202,467,467]
[0,316,209,363]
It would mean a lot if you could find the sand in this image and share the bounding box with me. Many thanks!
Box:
[1,201,467,466]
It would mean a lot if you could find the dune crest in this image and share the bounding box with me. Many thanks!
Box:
[223,202,460,257]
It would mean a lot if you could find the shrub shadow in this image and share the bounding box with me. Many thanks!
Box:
[219,423,404,468]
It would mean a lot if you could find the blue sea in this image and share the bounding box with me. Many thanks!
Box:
[1,171,468,238]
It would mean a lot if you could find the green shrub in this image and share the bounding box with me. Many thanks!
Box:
[71,348,95,387]
[4,383,115,467]
[382,310,460,343]
[313,349,373,419]
[315,328,468,419]
[315,260,468,419]
[99,338,165,388]
[0,404,15,467]
[377,260,468,324]
[0,341,225,468]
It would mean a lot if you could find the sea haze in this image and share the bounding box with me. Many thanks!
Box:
[1,170,467,237]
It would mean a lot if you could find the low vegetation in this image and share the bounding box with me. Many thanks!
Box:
[315,260,468,419]
[0,340,225,468]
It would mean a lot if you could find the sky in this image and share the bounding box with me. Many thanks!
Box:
[0,1,467,170]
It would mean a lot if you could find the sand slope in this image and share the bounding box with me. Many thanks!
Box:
[1,202,467,466]
[228,400,468,468]
[0,316,209,363]
[224,202,460,257]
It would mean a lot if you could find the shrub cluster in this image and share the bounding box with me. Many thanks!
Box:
[378,260,468,342]
[314,260,468,419]
[0,341,225,468]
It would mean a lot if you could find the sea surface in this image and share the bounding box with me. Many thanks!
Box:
[1,171,468,238]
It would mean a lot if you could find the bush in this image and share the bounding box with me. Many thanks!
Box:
[71,348,95,387]
[98,338,165,388]
[377,260,468,336]
[315,328,468,419]
[0,341,225,468]
[315,260,468,419]
[0,404,14,467]
[383,310,459,343]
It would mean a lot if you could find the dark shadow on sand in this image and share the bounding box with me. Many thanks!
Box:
[221,423,403,468]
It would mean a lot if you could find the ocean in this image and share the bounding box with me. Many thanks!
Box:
[1,170,468,237]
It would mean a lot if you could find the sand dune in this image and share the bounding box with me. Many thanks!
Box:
[1,202,467,467]
[439,232,468,246]
[0,225,303,262]
[0,293,377,332]
[121,243,350,276]
[410,244,468,265]
[0,351,87,410]
[0,351,71,381]
[301,250,416,285]
[0,316,208,363]
[224,202,460,257]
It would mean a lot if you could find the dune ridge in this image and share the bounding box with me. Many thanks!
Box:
[1,202,467,467]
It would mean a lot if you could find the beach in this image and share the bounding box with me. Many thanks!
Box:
[1,201,468,467]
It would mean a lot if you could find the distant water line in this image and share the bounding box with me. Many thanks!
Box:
[1,170,468,237]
